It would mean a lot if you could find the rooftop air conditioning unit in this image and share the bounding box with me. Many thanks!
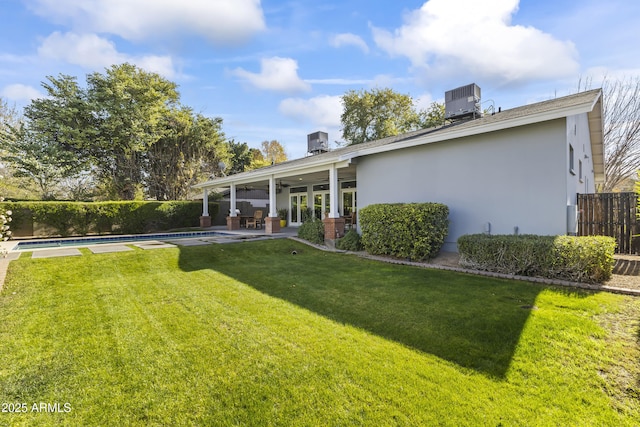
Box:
[445,83,482,120]
[307,131,329,155]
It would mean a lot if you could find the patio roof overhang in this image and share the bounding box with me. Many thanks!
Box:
[193,156,357,191]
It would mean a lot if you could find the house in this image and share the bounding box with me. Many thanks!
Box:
[193,88,604,252]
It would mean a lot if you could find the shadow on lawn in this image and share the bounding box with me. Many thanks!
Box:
[178,240,546,379]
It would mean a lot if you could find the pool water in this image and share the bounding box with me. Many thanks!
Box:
[14,231,231,250]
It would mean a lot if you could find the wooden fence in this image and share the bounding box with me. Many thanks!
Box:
[577,192,639,254]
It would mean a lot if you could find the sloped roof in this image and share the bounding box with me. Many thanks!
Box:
[194,89,604,188]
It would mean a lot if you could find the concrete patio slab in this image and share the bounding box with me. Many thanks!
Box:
[133,241,177,250]
[31,248,83,258]
[88,244,134,254]
[166,239,212,246]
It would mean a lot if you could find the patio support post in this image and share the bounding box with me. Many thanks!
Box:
[268,175,278,218]
[226,183,240,230]
[230,183,237,216]
[199,188,211,227]
[265,174,280,234]
[328,163,340,218]
[323,163,345,248]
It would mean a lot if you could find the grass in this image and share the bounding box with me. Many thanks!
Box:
[0,239,638,426]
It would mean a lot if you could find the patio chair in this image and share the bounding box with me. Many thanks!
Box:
[246,210,264,229]
[344,211,356,230]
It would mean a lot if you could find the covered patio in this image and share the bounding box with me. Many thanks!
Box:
[193,155,357,244]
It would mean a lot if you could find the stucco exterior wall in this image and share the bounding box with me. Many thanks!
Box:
[356,119,570,252]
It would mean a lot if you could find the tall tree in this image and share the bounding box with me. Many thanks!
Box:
[0,97,20,131]
[86,63,179,199]
[260,140,287,164]
[22,74,95,166]
[601,77,640,192]
[636,171,640,219]
[8,64,234,200]
[0,97,37,199]
[1,124,83,199]
[146,109,228,200]
[227,140,253,174]
[2,90,87,199]
[341,88,419,145]
[579,76,640,192]
[249,148,270,169]
[17,64,182,200]
[416,102,446,129]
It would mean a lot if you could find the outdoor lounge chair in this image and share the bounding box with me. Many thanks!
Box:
[246,210,263,229]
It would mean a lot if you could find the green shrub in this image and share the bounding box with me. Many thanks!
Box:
[457,234,616,283]
[94,203,122,234]
[336,229,363,251]
[159,201,206,229]
[0,197,11,247]
[0,201,211,237]
[457,234,556,277]
[297,219,325,245]
[359,203,449,261]
[551,235,617,283]
[117,202,161,234]
[30,202,80,237]
[0,201,30,232]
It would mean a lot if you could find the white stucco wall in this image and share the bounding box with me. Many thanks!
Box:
[356,119,571,252]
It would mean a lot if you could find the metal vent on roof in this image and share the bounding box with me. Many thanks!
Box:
[445,83,482,120]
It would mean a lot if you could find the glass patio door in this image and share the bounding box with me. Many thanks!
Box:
[290,193,308,226]
[342,190,356,216]
[313,192,330,220]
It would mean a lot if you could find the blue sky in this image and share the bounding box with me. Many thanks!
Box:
[1,0,638,159]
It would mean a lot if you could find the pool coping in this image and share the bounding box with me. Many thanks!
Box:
[8,230,237,251]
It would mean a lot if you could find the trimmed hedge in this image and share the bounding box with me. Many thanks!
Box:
[297,219,325,245]
[359,203,449,261]
[0,201,215,237]
[457,234,616,283]
[336,229,364,251]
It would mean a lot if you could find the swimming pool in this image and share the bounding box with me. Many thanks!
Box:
[14,231,232,250]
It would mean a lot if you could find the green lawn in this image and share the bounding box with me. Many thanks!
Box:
[0,239,638,426]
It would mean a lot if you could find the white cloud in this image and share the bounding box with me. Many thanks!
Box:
[414,92,437,110]
[371,0,579,83]
[279,95,342,127]
[232,57,311,94]
[38,32,177,78]
[1,84,43,102]
[305,78,373,85]
[27,0,265,45]
[331,33,369,54]
[582,66,640,86]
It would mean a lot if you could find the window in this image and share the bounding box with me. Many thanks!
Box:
[569,144,575,175]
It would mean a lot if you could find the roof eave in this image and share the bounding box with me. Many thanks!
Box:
[586,91,606,184]
[193,156,352,189]
[349,93,604,159]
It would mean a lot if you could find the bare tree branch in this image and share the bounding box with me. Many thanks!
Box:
[581,76,640,192]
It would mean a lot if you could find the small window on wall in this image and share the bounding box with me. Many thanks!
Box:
[569,144,575,175]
